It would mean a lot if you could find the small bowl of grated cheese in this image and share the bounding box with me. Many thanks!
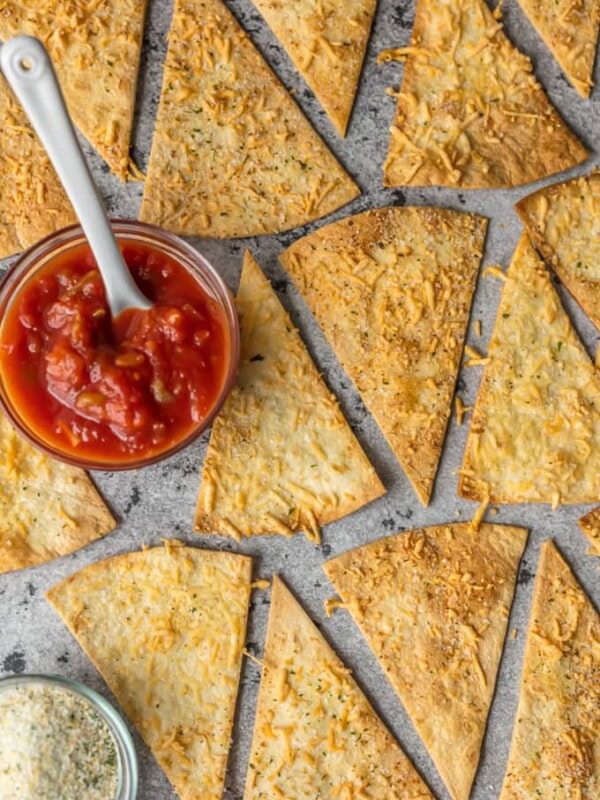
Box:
[0,673,138,800]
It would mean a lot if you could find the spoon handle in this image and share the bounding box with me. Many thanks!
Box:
[0,35,150,315]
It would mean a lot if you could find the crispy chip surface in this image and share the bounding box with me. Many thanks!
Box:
[0,0,148,179]
[499,541,599,799]
[515,0,599,98]
[516,172,600,330]
[47,543,252,800]
[460,234,600,505]
[250,0,376,135]
[244,576,433,799]
[140,0,359,238]
[196,251,384,541]
[0,416,115,575]
[324,523,527,800]
[0,81,74,259]
[280,206,487,505]
[578,507,600,557]
[383,0,587,188]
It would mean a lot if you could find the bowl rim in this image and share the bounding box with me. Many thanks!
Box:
[0,219,240,471]
[0,672,138,800]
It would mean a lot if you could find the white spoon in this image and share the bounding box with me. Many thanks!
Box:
[0,35,152,316]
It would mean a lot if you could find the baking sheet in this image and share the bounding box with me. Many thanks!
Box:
[0,1,598,798]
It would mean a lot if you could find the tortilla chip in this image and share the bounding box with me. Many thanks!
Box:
[280,206,487,505]
[196,251,383,541]
[244,576,433,799]
[578,507,600,557]
[0,415,115,575]
[139,0,359,238]
[0,0,148,180]
[47,542,252,800]
[250,0,376,135]
[383,0,587,189]
[516,172,600,330]
[499,541,599,799]
[324,522,527,800]
[0,80,74,259]
[459,234,600,505]
[515,0,599,98]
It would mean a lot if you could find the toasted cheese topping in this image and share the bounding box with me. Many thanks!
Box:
[516,172,600,330]
[0,415,115,575]
[250,0,376,135]
[578,507,600,557]
[460,234,600,505]
[0,0,147,179]
[47,544,252,800]
[324,522,527,800]
[383,0,587,189]
[244,577,433,800]
[515,0,599,97]
[196,252,383,540]
[280,206,487,505]
[499,541,599,799]
[0,83,74,259]
[139,0,359,238]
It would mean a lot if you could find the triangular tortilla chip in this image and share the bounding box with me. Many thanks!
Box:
[0,0,148,179]
[579,507,600,556]
[250,0,376,135]
[383,0,587,188]
[47,542,252,800]
[499,541,600,799]
[139,0,359,238]
[516,172,600,330]
[0,80,74,259]
[515,0,599,98]
[459,234,600,505]
[0,415,115,575]
[196,251,384,541]
[244,576,433,799]
[324,522,528,800]
[280,206,487,505]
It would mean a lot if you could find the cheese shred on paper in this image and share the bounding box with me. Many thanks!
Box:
[460,234,600,505]
[244,576,433,800]
[578,507,600,557]
[140,0,359,238]
[516,172,600,330]
[47,544,252,800]
[0,83,74,259]
[250,0,376,135]
[324,523,527,800]
[196,251,383,541]
[0,0,148,179]
[281,206,487,505]
[383,0,587,189]
[0,416,115,575]
[499,541,599,799]
[515,0,599,98]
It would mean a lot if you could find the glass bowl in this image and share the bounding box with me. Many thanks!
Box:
[0,673,138,800]
[0,220,239,470]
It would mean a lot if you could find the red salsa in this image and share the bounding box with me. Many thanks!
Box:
[0,241,231,464]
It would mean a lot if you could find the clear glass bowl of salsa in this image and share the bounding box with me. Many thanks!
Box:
[0,673,138,800]
[0,221,239,470]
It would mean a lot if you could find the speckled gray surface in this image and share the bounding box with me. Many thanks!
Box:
[1,1,599,798]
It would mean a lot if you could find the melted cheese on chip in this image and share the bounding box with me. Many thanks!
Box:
[280,206,487,505]
[499,541,599,799]
[47,543,252,800]
[324,523,527,800]
[196,251,384,541]
[383,0,587,188]
[460,234,600,505]
[244,576,433,799]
